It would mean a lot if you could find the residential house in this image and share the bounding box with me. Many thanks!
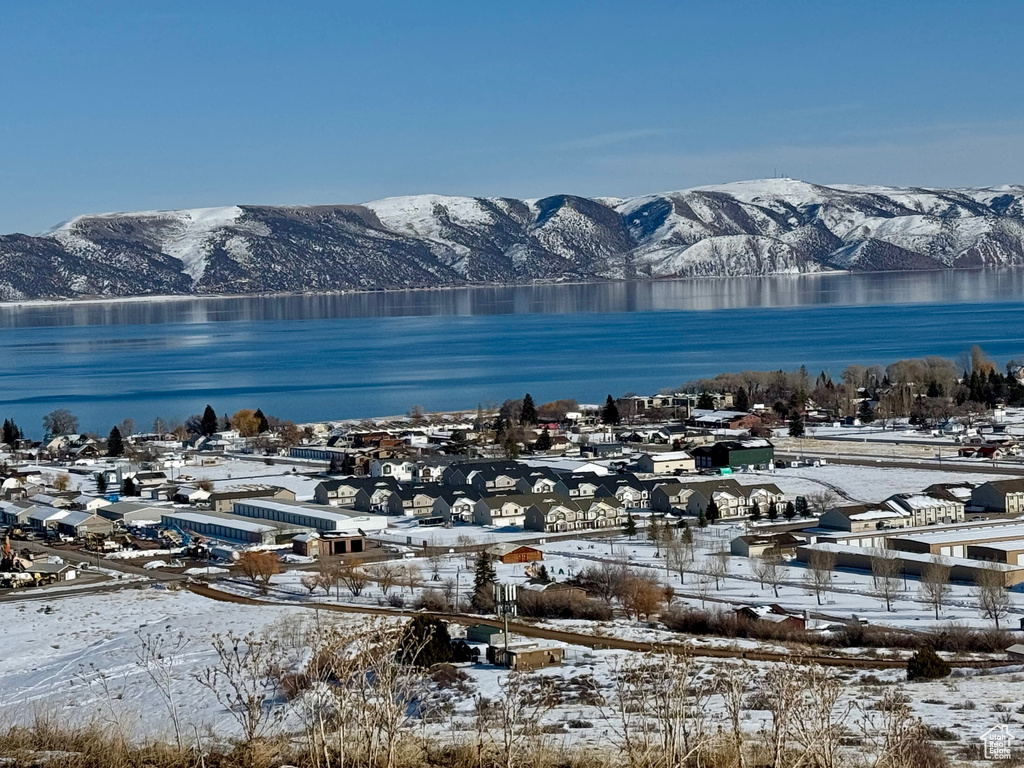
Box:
[689,409,763,431]
[209,485,295,513]
[370,458,418,482]
[972,479,1024,514]
[432,489,482,524]
[73,495,112,513]
[313,476,399,507]
[650,482,696,514]
[473,495,535,527]
[353,481,400,514]
[884,493,965,526]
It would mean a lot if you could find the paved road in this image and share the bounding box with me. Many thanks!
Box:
[777,451,1024,477]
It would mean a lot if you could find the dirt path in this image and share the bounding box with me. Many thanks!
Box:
[187,582,916,669]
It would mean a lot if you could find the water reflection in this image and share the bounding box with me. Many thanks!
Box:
[1,270,1023,328]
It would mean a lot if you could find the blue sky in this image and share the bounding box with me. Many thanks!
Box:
[3,0,1024,234]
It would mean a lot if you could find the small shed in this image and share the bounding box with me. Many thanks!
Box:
[466,623,507,646]
[487,643,564,670]
[1007,643,1024,661]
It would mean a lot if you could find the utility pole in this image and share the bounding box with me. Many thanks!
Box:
[493,582,518,660]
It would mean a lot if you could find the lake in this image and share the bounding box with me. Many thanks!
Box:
[2,271,1024,435]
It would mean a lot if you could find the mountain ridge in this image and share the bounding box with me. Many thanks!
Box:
[3,178,1024,300]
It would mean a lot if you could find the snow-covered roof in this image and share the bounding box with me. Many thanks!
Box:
[164,511,275,535]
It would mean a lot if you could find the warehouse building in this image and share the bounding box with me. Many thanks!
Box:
[795,542,1024,587]
[691,439,774,469]
[161,511,281,545]
[231,498,389,534]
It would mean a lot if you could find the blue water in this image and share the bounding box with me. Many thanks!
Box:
[1,271,1023,435]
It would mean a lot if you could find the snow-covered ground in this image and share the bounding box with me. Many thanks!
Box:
[0,582,1020,753]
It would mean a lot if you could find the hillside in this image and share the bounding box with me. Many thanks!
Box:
[2,179,1024,300]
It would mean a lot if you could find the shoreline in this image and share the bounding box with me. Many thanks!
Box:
[1,264,1021,311]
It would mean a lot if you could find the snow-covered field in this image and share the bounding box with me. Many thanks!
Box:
[0,583,1021,753]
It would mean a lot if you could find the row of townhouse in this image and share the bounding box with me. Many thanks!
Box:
[314,466,664,517]
[472,493,627,532]
[649,479,785,518]
[818,491,967,532]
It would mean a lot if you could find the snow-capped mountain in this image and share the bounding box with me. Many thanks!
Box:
[2,179,1024,300]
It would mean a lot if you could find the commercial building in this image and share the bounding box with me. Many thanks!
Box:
[691,439,774,469]
[231,498,389,535]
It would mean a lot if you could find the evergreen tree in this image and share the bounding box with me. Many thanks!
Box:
[750,501,761,521]
[857,399,875,424]
[96,473,108,495]
[399,616,453,668]
[795,496,809,517]
[535,564,551,583]
[767,500,778,521]
[697,391,715,410]
[122,477,137,496]
[1,419,21,446]
[705,498,720,523]
[697,509,708,528]
[734,387,750,412]
[926,380,942,398]
[107,426,124,457]
[520,393,537,425]
[534,426,553,451]
[200,405,218,436]
[471,551,497,612]
[788,413,805,438]
[784,501,796,520]
[221,413,231,431]
[602,395,620,425]
[906,645,950,681]
[623,513,637,538]
[254,408,269,434]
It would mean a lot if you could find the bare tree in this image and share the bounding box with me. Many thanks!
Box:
[693,567,713,609]
[366,562,398,596]
[806,489,838,519]
[237,551,280,595]
[805,548,836,606]
[716,663,754,768]
[494,672,557,768]
[621,571,664,621]
[134,630,189,752]
[318,557,342,599]
[919,558,952,620]
[339,560,369,597]
[761,548,785,598]
[606,651,713,768]
[708,550,729,590]
[664,531,692,584]
[975,567,1012,629]
[300,573,320,596]
[870,549,902,612]
[195,631,286,763]
[401,562,422,594]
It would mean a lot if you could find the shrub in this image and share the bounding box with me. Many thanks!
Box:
[907,646,951,681]
[399,615,453,668]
